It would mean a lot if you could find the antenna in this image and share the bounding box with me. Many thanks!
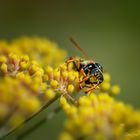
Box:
[69,37,94,63]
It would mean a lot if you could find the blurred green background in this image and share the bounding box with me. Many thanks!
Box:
[1,0,140,140]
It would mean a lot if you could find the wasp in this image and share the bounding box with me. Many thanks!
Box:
[66,37,104,94]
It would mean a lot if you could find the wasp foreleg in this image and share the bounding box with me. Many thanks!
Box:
[85,84,99,94]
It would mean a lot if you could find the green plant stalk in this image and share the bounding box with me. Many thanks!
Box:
[16,106,61,140]
[1,95,60,140]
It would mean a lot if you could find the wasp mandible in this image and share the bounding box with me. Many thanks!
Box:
[65,37,104,94]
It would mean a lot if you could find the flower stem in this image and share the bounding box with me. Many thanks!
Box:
[16,106,61,140]
[1,95,60,140]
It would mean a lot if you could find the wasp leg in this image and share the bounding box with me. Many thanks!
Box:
[77,69,86,88]
[79,76,89,84]
[65,57,76,64]
[78,75,90,90]
[85,84,99,94]
[65,57,81,71]
[79,69,86,76]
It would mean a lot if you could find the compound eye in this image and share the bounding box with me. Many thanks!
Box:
[91,68,98,75]
[95,63,103,72]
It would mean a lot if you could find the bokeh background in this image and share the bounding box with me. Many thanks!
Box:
[1,0,140,140]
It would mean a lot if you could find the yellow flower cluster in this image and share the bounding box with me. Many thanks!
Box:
[0,37,67,67]
[60,96,140,140]
[0,37,139,140]
[44,63,79,97]
[59,74,140,140]
[0,37,70,138]
[0,37,83,139]
[0,53,49,130]
[100,73,120,96]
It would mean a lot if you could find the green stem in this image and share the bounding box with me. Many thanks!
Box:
[1,95,60,140]
[16,106,61,140]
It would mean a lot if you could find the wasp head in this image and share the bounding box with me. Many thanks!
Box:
[83,62,104,85]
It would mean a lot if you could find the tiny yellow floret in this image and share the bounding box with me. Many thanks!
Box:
[45,66,53,74]
[26,97,41,113]
[1,63,7,73]
[61,64,67,71]
[62,71,68,79]
[60,96,67,106]
[66,106,77,118]
[50,80,58,88]
[79,96,91,106]
[0,56,7,63]
[30,65,39,73]
[23,74,32,84]
[9,53,19,62]
[20,61,29,69]
[19,97,41,114]
[45,89,56,100]
[43,74,49,81]
[53,70,60,80]
[68,72,75,81]
[67,84,74,93]
[21,55,29,61]
[101,82,111,91]
[59,132,73,140]
[103,73,111,82]
[35,68,44,76]
[9,114,25,128]
[110,85,120,96]
[16,72,25,79]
